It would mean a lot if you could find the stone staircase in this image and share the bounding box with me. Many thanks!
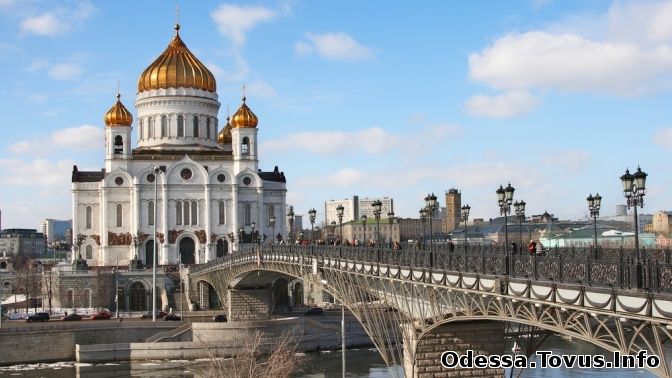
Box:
[165,272,190,313]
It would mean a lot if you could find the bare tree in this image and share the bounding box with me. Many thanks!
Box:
[92,268,112,309]
[196,329,304,378]
[42,268,55,314]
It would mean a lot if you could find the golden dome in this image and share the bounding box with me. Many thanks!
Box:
[104,94,133,127]
[137,25,216,93]
[230,97,258,128]
[217,117,232,144]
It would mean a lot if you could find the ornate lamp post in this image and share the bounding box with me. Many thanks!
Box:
[238,227,244,246]
[621,167,647,288]
[228,232,235,253]
[251,221,257,245]
[372,200,382,247]
[336,205,344,245]
[461,205,470,252]
[387,211,395,247]
[424,193,437,267]
[514,200,526,254]
[308,208,317,244]
[287,209,295,244]
[586,193,601,251]
[361,215,368,246]
[496,183,515,274]
[269,216,276,244]
[419,208,428,249]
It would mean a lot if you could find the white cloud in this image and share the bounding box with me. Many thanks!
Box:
[465,90,540,118]
[468,1,672,96]
[296,32,373,62]
[28,58,49,71]
[542,150,592,173]
[262,127,401,156]
[19,2,95,37]
[9,125,103,155]
[653,128,672,150]
[211,4,278,46]
[0,158,74,187]
[246,80,276,98]
[48,62,83,80]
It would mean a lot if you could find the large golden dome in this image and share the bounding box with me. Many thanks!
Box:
[137,25,216,93]
[217,117,232,144]
[230,97,258,128]
[104,94,133,127]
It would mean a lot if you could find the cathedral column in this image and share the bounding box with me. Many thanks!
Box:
[71,190,79,263]
[232,184,238,252]
[100,188,108,264]
[205,184,212,263]
[257,188,264,242]
[161,179,169,264]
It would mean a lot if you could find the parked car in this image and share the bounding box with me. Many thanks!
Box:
[26,312,50,323]
[213,314,227,322]
[304,307,324,316]
[164,314,182,321]
[90,311,112,320]
[141,311,168,319]
[62,313,83,321]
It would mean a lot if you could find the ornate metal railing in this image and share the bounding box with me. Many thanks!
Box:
[191,244,672,293]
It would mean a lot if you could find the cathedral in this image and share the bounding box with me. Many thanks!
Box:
[71,23,287,267]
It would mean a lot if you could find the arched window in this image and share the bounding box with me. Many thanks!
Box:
[268,205,275,226]
[83,288,91,308]
[244,203,251,225]
[114,135,123,154]
[85,245,92,259]
[148,201,154,226]
[242,136,250,156]
[191,200,198,225]
[161,115,167,138]
[116,203,123,227]
[149,117,154,138]
[193,116,199,137]
[206,117,211,139]
[177,115,184,137]
[85,206,92,229]
[218,200,225,225]
[176,201,183,226]
[66,290,74,308]
[184,201,190,225]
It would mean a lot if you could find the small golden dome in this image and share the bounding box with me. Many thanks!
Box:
[217,117,233,144]
[137,25,216,93]
[230,97,258,128]
[104,94,133,127]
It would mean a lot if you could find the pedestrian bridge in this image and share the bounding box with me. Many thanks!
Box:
[189,245,672,377]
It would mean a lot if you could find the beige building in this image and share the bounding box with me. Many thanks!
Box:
[651,211,672,236]
[339,218,400,245]
[398,218,442,242]
[443,189,461,233]
[324,196,394,225]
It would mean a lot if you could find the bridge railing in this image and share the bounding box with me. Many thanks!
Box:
[190,244,672,293]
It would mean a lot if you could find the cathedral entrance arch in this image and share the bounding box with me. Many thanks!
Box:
[129,282,146,311]
[179,237,196,264]
[144,240,154,266]
[216,239,228,258]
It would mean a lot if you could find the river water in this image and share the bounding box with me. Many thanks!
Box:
[0,336,656,377]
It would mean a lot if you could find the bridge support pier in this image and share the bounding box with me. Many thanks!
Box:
[404,320,506,378]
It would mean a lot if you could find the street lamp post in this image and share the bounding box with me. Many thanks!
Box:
[336,205,344,244]
[496,183,515,274]
[251,222,257,245]
[228,232,235,253]
[420,208,427,250]
[361,215,368,246]
[308,208,317,244]
[151,166,162,322]
[620,167,647,288]
[587,193,602,253]
[372,200,382,247]
[514,200,526,254]
[287,209,295,245]
[269,216,276,245]
[461,205,470,252]
[387,211,395,248]
[330,221,337,245]
[424,193,437,267]
[238,227,244,247]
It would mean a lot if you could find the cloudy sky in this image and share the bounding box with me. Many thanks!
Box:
[1,0,671,229]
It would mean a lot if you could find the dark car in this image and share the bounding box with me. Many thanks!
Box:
[90,311,112,320]
[304,307,324,316]
[141,311,168,319]
[213,314,227,322]
[164,314,182,321]
[62,313,83,321]
[26,312,50,323]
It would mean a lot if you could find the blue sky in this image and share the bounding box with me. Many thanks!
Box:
[1,0,671,229]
